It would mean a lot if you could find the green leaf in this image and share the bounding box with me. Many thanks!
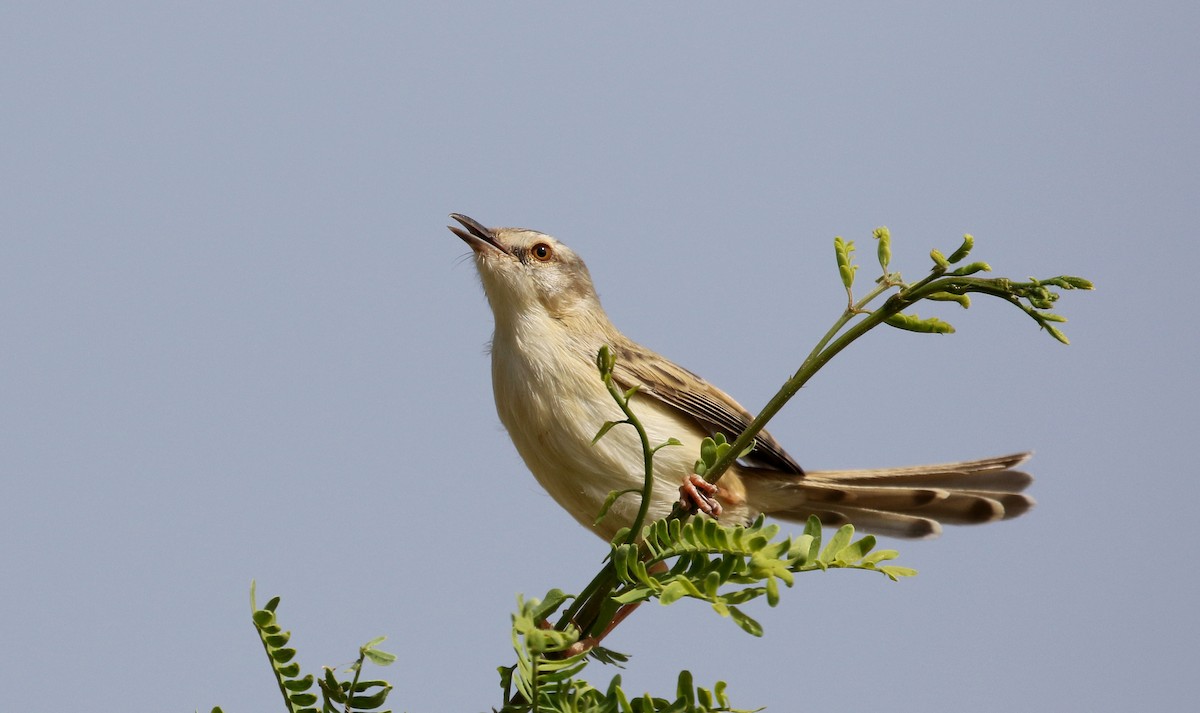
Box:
[587,644,631,667]
[862,549,900,565]
[820,524,855,562]
[727,605,764,637]
[612,588,654,605]
[277,662,300,678]
[591,420,622,445]
[531,589,572,622]
[677,669,696,705]
[265,632,290,647]
[789,533,814,564]
[833,535,876,565]
[700,437,717,467]
[270,647,297,664]
[348,685,394,710]
[653,437,683,454]
[251,609,274,628]
[594,488,638,525]
[363,647,397,666]
[288,693,318,707]
[879,565,919,581]
[283,675,314,692]
[658,580,690,606]
[765,575,780,607]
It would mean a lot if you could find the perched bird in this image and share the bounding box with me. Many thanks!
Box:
[450,213,1034,541]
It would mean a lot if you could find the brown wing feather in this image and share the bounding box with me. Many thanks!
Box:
[609,341,804,475]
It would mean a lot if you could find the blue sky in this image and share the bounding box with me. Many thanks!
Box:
[2,3,1196,711]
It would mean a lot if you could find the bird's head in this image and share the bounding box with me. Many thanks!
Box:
[449,213,603,326]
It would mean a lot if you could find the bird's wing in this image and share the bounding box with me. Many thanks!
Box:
[610,341,804,475]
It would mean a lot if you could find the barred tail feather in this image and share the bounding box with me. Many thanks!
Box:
[745,453,1035,539]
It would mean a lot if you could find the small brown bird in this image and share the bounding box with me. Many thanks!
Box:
[450,213,1034,541]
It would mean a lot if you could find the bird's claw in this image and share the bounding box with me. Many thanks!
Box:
[679,474,722,517]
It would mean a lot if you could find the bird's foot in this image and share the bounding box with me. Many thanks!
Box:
[678,474,722,517]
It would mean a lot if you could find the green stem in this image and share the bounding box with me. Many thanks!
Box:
[254,621,297,713]
[698,300,899,488]
[561,283,910,637]
[602,380,658,547]
[557,260,1090,642]
[558,382,660,634]
[805,279,897,364]
[342,651,367,713]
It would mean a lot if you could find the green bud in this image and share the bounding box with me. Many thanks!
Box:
[926,291,971,308]
[834,236,857,289]
[1044,275,1095,290]
[930,249,950,269]
[873,226,892,273]
[595,345,615,375]
[949,261,992,276]
[885,312,956,334]
[1045,324,1070,344]
[947,233,974,263]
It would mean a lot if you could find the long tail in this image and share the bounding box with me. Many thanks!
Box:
[744,453,1035,539]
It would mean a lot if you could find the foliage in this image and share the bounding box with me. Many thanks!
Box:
[246,582,395,713]
[499,592,755,713]
[226,227,1090,712]
[612,515,914,637]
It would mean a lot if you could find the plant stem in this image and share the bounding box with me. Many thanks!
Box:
[560,284,906,638]
[558,261,1090,641]
[601,380,658,547]
[343,651,367,713]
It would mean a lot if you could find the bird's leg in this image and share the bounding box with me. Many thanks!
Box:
[678,474,722,517]
[556,561,669,657]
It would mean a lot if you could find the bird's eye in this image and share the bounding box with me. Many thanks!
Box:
[531,243,553,262]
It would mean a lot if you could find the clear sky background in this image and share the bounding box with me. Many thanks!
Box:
[3,3,1196,712]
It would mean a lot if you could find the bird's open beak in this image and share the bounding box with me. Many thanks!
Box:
[448,213,506,254]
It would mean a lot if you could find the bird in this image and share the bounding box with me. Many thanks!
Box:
[449,213,1034,542]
